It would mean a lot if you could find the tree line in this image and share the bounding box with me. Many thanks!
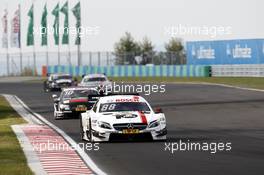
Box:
[114,32,186,65]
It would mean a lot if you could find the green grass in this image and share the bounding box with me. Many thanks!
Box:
[0,96,33,175]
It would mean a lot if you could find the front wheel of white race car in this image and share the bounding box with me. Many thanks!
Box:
[80,114,85,140]
[86,118,93,142]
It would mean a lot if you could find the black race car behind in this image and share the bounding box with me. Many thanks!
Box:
[44,73,76,92]
[52,87,103,119]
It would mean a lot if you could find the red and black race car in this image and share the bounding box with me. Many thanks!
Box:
[52,87,103,119]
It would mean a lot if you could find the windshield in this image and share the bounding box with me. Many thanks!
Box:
[99,102,150,112]
[54,75,72,80]
[84,77,106,82]
[62,89,98,99]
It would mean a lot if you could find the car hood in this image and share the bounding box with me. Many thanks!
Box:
[96,111,158,125]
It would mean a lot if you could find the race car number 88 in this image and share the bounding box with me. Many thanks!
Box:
[101,104,116,111]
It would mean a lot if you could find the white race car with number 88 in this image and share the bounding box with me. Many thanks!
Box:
[80,94,167,142]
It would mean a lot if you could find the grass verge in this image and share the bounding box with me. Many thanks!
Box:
[0,96,33,175]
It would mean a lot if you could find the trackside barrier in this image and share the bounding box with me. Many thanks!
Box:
[42,65,211,77]
[211,64,264,77]
[42,66,47,77]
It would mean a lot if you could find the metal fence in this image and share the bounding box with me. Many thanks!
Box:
[211,64,264,77]
[0,51,186,76]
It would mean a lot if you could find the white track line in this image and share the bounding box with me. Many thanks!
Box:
[119,81,264,93]
[168,82,264,92]
[3,94,107,175]
[3,94,43,124]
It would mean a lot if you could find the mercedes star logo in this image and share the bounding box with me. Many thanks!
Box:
[127,123,134,129]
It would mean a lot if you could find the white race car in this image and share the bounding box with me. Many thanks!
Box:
[78,74,111,90]
[80,94,167,142]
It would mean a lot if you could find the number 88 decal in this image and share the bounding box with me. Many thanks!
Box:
[101,104,116,111]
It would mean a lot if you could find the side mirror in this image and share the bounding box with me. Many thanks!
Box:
[52,94,58,99]
[82,74,85,78]
[154,107,163,114]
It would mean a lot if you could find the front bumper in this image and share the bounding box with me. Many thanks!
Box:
[89,127,167,142]
[51,83,72,89]
[55,110,72,117]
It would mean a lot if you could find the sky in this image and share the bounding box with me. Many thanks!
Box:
[0,0,262,53]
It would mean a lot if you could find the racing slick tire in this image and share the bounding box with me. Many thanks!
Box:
[80,114,85,140]
[87,118,93,142]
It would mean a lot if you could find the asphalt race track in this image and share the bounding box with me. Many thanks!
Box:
[1,82,264,175]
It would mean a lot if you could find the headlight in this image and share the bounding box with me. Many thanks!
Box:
[98,121,112,129]
[63,100,70,104]
[52,82,57,86]
[148,120,160,128]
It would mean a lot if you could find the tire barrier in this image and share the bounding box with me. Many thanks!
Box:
[42,65,211,77]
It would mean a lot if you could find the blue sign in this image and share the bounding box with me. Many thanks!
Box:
[187,39,264,65]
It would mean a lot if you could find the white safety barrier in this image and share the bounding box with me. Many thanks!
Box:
[211,64,264,77]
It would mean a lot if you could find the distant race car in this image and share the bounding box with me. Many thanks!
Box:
[78,74,111,91]
[44,74,76,92]
[52,87,102,119]
[80,94,167,142]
